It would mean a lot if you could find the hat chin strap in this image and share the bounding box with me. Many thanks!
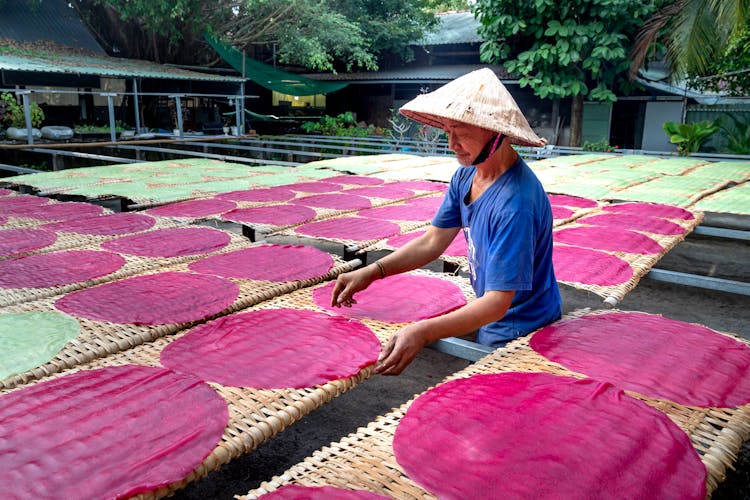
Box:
[472,133,506,165]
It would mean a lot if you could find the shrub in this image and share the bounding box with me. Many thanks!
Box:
[0,92,44,128]
[301,112,374,137]
[662,120,718,155]
[718,114,750,155]
[582,138,617,152]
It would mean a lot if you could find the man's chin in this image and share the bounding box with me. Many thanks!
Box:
[455,154,473,166]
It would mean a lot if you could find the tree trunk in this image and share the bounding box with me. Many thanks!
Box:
[569,94,584,147]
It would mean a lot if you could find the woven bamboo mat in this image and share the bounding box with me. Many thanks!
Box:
[605,175,736,207]
[0,269,475,498]
[0,252,357,391]
[552,211,702,303]
[244,308,750,499]
[692,180,750,215]
[360,227,468,271]
[0,227,253,307]
[0,196,114,227]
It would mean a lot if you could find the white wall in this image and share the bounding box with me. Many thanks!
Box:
[641,101,683,152]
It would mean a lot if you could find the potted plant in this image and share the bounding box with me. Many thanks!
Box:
[1,92,45,140]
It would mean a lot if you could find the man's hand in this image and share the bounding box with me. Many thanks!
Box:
[330,265,379,308]
[375,323,430,376]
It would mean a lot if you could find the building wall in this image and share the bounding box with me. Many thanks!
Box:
[642,101,683,151]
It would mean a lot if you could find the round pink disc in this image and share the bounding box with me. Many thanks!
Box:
[285,181,343,193]
[344,185,415,199]
[603,202,695,220]
[0,250,125,289]
[578,213,685,235]
[0,188,14,196]
[0,195,50,212]
[554,226,663,254]
[356,203,436,222]
[394,372,705,500]
[6,201,104,221]
[552,205,575,220]
[189,245,333,281]
[55,272,239,325]
[313,274,466,323]
[290,193,371,210]
[0,365,228,499]
[145,198,236,218]
[216,187,295,203]
[161,309,380,388]
[322,175,384,186]
[553,245,633,286]
[0,228,57,257]
[548,194,598,208]
[261,485,388,499]
[530,311,750,407]
[222,205,317,226]
[101,227,231,258]
[387,231,467,257]
[390,180,448,192]
[43,212,156,235]
[0,216,6,225]
[296,217,400,241]
[405,196,444,211]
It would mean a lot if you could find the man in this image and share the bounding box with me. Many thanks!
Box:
[331,68,561,375]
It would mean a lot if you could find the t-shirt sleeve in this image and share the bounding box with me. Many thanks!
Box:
[432,168,464,229]
[484,210,535,292]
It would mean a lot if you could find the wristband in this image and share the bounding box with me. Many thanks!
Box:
[375,260,386,279]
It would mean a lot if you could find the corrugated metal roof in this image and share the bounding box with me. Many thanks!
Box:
[303,64,512,83]
[419,12,482,45]
[0,0,105,54]
[0,51,245,82]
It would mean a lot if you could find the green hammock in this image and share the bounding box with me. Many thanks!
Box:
[204,33,348,96]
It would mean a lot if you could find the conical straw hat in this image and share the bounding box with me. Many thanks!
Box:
[399,67,546,147]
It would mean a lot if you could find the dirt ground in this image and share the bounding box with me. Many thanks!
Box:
[173,226,750,499]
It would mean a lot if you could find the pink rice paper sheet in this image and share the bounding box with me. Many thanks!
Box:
[553,225,664,254]
[603,201,696,220]
[356,201,437,223]
[393,372,705,500]
[42,212,157,236]
[0,188,15,196]
[188,244,334,282]
[312,273,466,323]
[0,365,228,499]
[390,180,448,193]
[547,193,599,208]
[385,230,467,257]
[222,204,318,230]
[289,193,372,210]
[216,187,296,203]
[55,271,239,325]
[553,245,634,287]
[530,311,750,407]
[0,194,52,212]
[0,216,6,226]
[0,228,58,258]
[160,308,380,388]
[294,216,401,245]
[343,184,416,200]
[100,227,232,258]
[284,181,344,193]
[576,212,687,235]
[0,250,126,290]
[259,485,388,499]
[551,205,575,220]
[0,200,105,221]
[320,175,385,186]
[144,198,237,219]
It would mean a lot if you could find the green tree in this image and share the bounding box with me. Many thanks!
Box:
[474,0,657,146]
[72,0,436,71]
[630,0,748,84]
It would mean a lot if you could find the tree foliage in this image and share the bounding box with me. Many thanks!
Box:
[72,0,438,71]
[630,0,748,85]
[689,18,750,95]
[474,0,657,145]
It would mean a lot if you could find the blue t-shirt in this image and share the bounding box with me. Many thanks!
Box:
[432,157,561,346]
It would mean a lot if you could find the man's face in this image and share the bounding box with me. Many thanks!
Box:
[443,119,495,166]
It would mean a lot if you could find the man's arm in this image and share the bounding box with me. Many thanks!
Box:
[330,225,461,307]
[375,289,515,375]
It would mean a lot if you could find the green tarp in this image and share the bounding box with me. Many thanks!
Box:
[204,34,348,96]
